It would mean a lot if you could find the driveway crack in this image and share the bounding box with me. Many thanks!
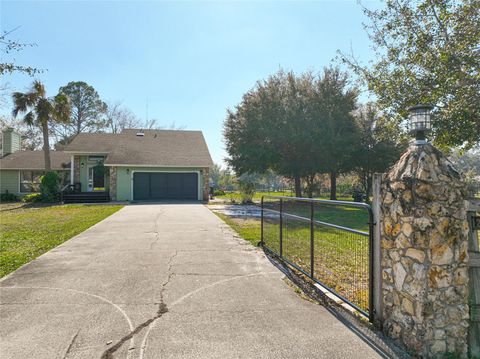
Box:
[62,330,79,359]
[149,210,163,249]
[100,250,177,359]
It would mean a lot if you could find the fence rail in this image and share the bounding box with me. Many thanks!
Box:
[260,195,375,321]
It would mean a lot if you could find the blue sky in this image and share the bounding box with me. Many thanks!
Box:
[1,0,379,166]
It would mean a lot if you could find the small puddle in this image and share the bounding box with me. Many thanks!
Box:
[210,206,278,219]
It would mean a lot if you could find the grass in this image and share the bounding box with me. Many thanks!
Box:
[214,212,261,247]
[0,203,124,277]
[214,190,354,203]
[212,202,370,313]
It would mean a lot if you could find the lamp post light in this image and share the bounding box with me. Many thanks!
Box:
[408,104,433,145]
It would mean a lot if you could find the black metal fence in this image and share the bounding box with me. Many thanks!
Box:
[260,195,374,321]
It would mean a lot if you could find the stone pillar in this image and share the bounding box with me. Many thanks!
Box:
[73,156,81,184]
[380,144,469,358]
[109,167,117,201]
[202,168,210,202]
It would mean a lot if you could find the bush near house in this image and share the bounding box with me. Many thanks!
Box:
[21,171,61,203]
[0,191,18,202]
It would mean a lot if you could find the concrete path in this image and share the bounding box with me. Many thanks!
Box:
[1,204,385,359]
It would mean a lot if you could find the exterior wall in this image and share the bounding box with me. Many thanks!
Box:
[202,167,210,201]
[73,156,81,184]
[109,167,117,201]
[1,128,21,156]
[0,170,19,195]
[79,155,89,191]
[115,166,205,201]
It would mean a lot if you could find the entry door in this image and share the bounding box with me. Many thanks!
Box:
[88,166,105,192]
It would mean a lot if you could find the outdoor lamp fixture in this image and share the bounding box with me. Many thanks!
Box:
[126,169,130,174]
[408,104,433,145]
[81,162,85,168]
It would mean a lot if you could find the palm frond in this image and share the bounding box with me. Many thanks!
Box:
[12,92,29,117]
[32,80,46,98]
[23,111,35,126]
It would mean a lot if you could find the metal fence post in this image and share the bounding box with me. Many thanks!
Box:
[372,173,383,326]
[310,202,314,278]
[260,196,264,246]
[279,198,283,257]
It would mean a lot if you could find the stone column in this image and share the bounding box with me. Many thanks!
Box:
[73,156,81,184]
[202,168,210,202]
[380,144,469,357]
[109,167,117,201]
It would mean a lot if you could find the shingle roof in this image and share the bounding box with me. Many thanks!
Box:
[60,133,118,153]
[0,151,71,170]
[65,129,213,167]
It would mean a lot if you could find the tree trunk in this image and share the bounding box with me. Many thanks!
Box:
[330,171,337,200]
[306,174,315,198]
[365,173,373,204]
[42,122,51,171]
[294,176,302,197]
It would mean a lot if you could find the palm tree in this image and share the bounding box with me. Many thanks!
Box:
[12,81,70,171]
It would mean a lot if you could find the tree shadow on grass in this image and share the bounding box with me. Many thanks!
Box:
[0,201,59,212]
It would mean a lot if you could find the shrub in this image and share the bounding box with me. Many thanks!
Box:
[227,192,238,204]
[40,171,61,202]
[0,191,18,202]
[238,181,256,204]
[213,188,225,196]
[22,193,43,203]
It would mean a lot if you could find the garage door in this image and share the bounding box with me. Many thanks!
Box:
[133,172,198,200]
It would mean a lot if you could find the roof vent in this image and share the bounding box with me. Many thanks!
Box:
[136,131,145,137]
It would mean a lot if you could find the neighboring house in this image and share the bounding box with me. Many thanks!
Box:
[0,127,213,202]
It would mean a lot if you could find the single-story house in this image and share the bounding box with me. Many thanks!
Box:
[0,127,213,201]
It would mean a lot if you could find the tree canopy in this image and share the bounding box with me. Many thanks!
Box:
[56,81,107,142]
[12,81,71,171]
[224,67,360,198]
[352,102,407,201]
[339,0,480,150]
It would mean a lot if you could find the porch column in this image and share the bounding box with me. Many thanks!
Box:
[74,156,81,184]
[70,155,74,185]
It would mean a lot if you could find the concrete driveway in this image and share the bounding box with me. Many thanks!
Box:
[1,204,387,359]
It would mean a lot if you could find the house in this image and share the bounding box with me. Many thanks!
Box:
[0,127,213,202]
[0,127,71,196]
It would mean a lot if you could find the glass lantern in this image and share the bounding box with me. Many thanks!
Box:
[408,104,433,145]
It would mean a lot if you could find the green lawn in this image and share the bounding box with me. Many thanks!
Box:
[214,190,354,203]
[0,203,124,277]
[212,203,370,313]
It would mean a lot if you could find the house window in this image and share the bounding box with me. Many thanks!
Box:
[20,171,44,193]
[88,155,105,162]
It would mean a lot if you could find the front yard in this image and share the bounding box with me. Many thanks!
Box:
[0,203,123,277]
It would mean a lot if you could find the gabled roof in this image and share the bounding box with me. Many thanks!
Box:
[65,129,213,167]
[0,151,71,170]
[60,133,117,153]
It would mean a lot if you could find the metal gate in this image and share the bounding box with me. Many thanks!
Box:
[467,202,480,358]
[260,195,374,321]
